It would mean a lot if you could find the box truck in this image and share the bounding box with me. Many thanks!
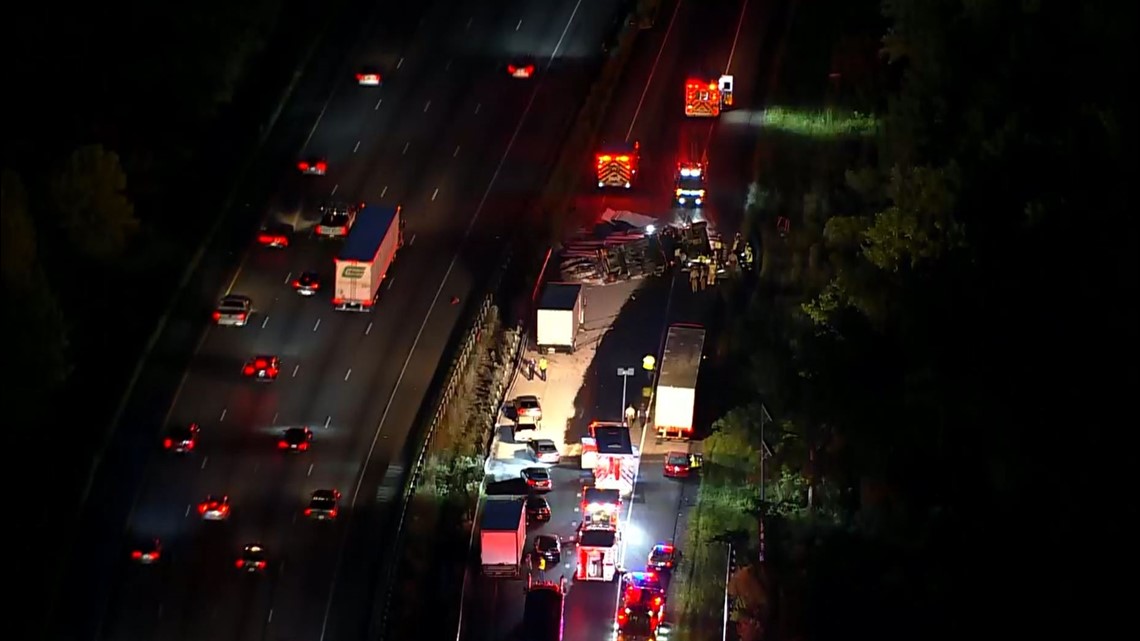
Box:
[536,283,583,353]
[333,205,403,311]
[654,324,705,439]
[480,497,526,578]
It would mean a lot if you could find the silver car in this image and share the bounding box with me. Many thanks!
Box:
[528,438,560,464]
[214,295,252,326]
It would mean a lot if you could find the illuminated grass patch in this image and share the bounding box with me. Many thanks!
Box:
[761,107,879,138]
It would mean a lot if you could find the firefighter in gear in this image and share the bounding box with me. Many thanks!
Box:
[707,256,718,287]
[689,265,700,292]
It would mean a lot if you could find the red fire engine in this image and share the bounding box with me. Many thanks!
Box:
[580,487,621,529]
[683,75,735,117]
[595,141,640,188]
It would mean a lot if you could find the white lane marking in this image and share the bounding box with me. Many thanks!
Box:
[283,272,292,284]
[725,0,751,73]
[449,4,586,638]
[424,100,431,112]
[261,315,269,329]
[267,610,274,624]
[445,59,452,71]
[474,103,481,114]
[365,321,373,335]
[396,57,404,69]
[313,318,322,331]
[387,278,395,289]
[331,184,339,196]
[626,0,684,141]
[516,19,523,31]
[375,98,382,110]
[200,457,208,470]
[466,17,472,29]
[272,412,279,423]
[453,145,461,157]
[292,364,300,377]
[402,142,410,155]
[308,463,314,477]
[185,504,191,517]
[431,188,439,201]
[324,416,332,429]
[344,369,352,381]
[381,185,389,198]
[354,141,361,153]
[409,233,416,246]
[219,408,227,422]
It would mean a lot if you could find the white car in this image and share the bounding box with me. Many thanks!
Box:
[356,67,382,86]
[213,295,252,326]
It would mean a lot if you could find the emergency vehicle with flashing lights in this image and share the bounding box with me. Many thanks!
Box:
[683,75,734,117]
[198,494,231,520]
[356,66,382,86]
[648,543,678,570]
[213,294,252,326]
[236,544,267,572]
[617,571,666,633]
[674,162,706,207]
[508,57,536,78]
[315,202,360,237]
[279,426,313,452]
[257,222,292,248]
[580,487,621,529]
[130,538,162,564]
[163,423,200,453]
[297,157,327,175]
[581,421,638,496]
[292,271,321,296]
[304,488,340,519]
[242,355,280,381]
[575,524,622,581]
[595,141,640,188]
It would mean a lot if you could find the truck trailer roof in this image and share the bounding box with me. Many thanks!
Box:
[658,324,705,389]
[339,205,400,262]
[523,585,564,641]
[592,426,633,455]
[538,282,581,310]
[481,497,524,530]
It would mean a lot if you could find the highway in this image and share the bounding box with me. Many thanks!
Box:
[60,1,625,640]
[460,0,773,639]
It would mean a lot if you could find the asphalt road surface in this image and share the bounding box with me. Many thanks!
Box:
[461,0,775,639]
[60,1,624,640]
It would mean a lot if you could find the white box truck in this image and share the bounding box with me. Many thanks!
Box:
[654,324,705,439]
[480,497,526,578]
[333,205,402,311]
[536,283,583,353]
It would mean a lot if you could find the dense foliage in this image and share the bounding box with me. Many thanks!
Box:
[691,1,1134,639]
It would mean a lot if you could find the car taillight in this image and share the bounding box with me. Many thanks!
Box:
[328,509,337,517]
[268,368,279,377]
[198,504,207,513]
[243,366,254,375]
[237,312,246,320]
[298,442,309,451]
[355,73,364,80]
[304,508,312,515]
[163,438,173,449]
[297,161,309,171]
[235,560,245,568]
[293,280,301,287]
[212,311,221,320]
[131,550,143,559]
[220,505,228,513]
[185,441,195,450]
[278,441,288,449]
[316,162,327,172]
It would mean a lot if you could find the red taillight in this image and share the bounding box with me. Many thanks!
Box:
[212,311,221,320]
[278,441,288,449]
[255,359,267,368]
[297,161,309,171]
[235,560,245,568]
[328,508,337,517]
[198,503,208,513]
[237,312,246,320]
[243,366,254,375]
[355,73,364,80]
[219,505,229,513]
[131,550,143,559]
[304,508,312,515]
[293,280,301,288]
[256,561,266,569]
[267,368,279,377]
[316,162,327,172]
[298,442,309,451]
[185,441,195,450]
[163,438,172,449]
[508,65,517,73]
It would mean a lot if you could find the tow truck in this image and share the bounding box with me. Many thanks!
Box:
[575,524,622,582]
[683,74,734,117]
[595,141,640,188]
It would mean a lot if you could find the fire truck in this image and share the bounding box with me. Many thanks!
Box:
[575,524,622,582]
[595,141,640,188]
[580,487,621,529]
[580,421,638,496]
[616,571,666,636]
[683,75,734,117]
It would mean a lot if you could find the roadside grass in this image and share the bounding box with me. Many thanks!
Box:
[760,107,878,138]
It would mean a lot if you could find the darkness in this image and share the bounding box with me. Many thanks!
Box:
[4,0,1136,639]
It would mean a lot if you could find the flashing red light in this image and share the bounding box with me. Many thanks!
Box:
[212,311,221,321]
[163,438,173,449]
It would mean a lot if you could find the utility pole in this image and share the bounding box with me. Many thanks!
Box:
[617,368,635,423]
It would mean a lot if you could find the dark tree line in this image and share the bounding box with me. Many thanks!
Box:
[698,1,1135,639]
